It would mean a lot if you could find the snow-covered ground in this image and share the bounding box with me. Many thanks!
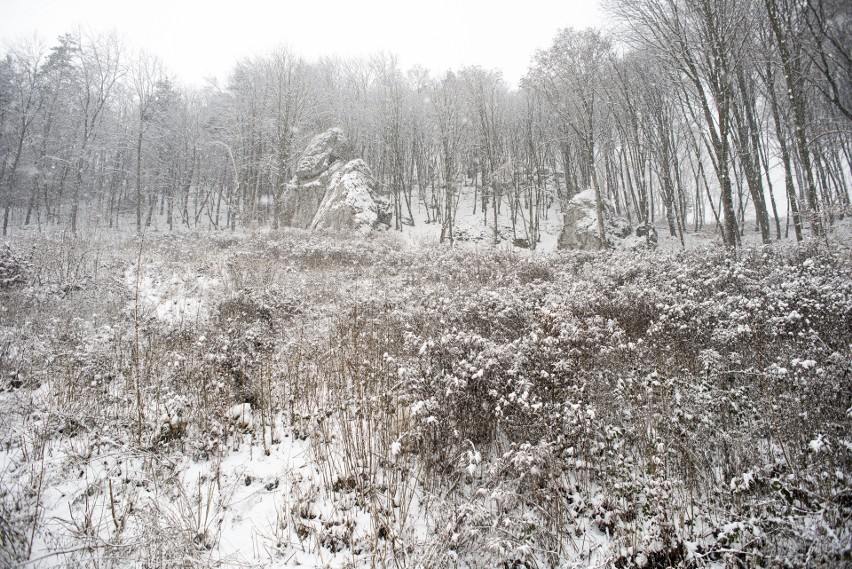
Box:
[1,192,850,568]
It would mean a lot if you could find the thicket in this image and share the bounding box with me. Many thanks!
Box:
[0,231,850,567]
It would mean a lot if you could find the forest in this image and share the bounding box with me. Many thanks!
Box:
[0,0,849,246]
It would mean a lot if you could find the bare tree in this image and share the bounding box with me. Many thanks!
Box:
[526,28,613,245]
[130,51,163,233]
[263,49,313,229]
[802,0,852,122]
[372,53,415,230]
[607,0,755,246]
[763,0,826,236]
[460,66,509,243]
[0,39,46,235]
[431,71,469,245]
[67,30,125,234]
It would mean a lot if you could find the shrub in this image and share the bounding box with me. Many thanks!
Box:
[0,243,29,289]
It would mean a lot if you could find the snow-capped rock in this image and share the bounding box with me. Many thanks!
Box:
[282,128,389,235]
[311,159,391,234]
[295,127,351,182]
[557,188,633,251]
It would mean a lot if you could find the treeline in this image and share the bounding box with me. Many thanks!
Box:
[0,0,849,245]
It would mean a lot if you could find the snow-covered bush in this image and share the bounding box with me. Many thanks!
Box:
[2,228,849,568]
[389,243,852,566]
[0,243,29,289]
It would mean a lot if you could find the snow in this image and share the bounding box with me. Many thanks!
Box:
[2,207,851,568]
[229,403,254,429]
[124,264,220,326]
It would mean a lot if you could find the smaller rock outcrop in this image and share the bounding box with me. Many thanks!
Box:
[557,189,632,251]
[634,224,658,247]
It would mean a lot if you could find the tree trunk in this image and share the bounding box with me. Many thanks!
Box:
[765,0,824,236]
[765,60,803,242]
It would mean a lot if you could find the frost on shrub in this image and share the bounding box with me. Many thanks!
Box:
[0,243,29,290]
[393,244,852,567]
[4,229,851,568]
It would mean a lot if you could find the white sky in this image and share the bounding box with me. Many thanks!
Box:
[0,0,603,88]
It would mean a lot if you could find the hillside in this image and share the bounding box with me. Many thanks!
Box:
[1,228,851,568]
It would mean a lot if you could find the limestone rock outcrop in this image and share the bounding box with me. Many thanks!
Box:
[311,159,391,234]
[281,128,390,234]
[295,127,351,182]
[557,189,632,251]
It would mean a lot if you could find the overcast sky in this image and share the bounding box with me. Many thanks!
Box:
[1,0,604,87]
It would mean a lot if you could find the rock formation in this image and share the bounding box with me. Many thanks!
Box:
[281,128,390,234]
[295,127,351,182]
[557,189,633,251]
[311,159,391,234]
